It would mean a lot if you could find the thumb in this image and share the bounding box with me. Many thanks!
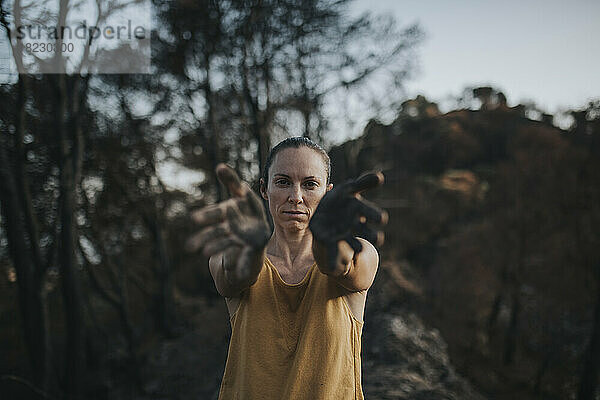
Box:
[216,163,247,198]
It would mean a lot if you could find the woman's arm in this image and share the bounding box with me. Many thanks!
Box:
[310,172,387,292]
[208,248,265,298]
[187,164,271,298]
[312,237,379,292]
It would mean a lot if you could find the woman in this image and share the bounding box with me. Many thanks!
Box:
[187,137,387,399]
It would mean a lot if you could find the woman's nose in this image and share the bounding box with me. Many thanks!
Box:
[288,184,303,203]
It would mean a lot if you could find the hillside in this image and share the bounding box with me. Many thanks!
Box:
[330,92,600,399]
[2,90,598,400]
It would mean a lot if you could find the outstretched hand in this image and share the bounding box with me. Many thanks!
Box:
[309,172,387,270]
[186,164,271,281]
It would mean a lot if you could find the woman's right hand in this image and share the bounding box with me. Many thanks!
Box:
[186,164,271,287]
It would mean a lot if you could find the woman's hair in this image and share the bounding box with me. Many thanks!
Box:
[262,137,330,187]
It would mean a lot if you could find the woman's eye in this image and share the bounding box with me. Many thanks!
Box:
[275,179,289,185]
[304,181,318,188]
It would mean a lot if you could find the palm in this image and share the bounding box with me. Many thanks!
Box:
[187,165,270,257]
[310,172,387,253]
[224,193,271,250]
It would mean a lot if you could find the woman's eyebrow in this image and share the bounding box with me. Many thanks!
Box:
[273,174,321,182]
[303,176,321,181]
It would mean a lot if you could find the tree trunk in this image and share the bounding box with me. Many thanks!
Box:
[488,255,510,341]
[0,142,50,391]
[2,1,53,386]
[577,278,600,400]
[302,108,311,139]
[204,54,224,201]
[86,255,141,389]
[241,45,269,175]
[58,148,85,400]
[487,290,504,339]
[533,351,551,395]
[114,259,142,389]
[13,75,50,392]
[299,56,312,140]
[148,212,176,336]
[55,71,86,399]
[503,285,520,365]
[13,78,44,271]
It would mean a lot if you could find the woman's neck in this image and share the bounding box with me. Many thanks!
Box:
[267,225,314,268]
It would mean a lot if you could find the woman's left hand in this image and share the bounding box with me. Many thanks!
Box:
[309,172,388,272]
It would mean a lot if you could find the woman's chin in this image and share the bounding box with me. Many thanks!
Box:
[280,219,308,231]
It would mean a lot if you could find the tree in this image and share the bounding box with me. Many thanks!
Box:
[153,0,423,180]
[1,0,149,396]
[571,101,600,400]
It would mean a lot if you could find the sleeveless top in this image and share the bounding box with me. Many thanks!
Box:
[217,257,365,400]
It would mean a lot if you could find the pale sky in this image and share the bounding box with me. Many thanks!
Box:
[352,0,600,113]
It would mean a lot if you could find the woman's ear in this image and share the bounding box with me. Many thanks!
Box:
[260,178,268,200]
[326,183,333,192]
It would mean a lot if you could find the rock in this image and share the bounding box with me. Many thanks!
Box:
[363,310,486,400]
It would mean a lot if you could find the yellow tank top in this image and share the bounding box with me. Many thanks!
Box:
[218,257,365,400]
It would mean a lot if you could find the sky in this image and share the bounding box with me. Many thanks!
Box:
[351,0,600,114]
[2,0,598,191]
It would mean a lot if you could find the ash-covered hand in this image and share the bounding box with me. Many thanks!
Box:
[186,164,270,283]
[309,172,388,274]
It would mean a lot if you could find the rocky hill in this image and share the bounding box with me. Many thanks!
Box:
[329,92,600,399]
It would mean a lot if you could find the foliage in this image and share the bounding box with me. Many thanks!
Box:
[330,92,600,399]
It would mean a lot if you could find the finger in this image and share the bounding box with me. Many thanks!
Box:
[352,222,377,245]
[347,172,384,195]
[344,235,363,254]
[327,244,339,273]
[310,220,347,244]
[233,246,256,281]
[236,191,261,217]
[216,163,246,198]
[222,246,242,271]
[185,223,230,252]
[203,237,242,257]
[354,197,389,225]
[354,224,385,247]
[191,204,226,226]
[376,231,385,247]
[226,206,271,249]
[245,189,267,218]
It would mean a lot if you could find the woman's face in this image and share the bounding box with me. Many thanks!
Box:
[261,146,332,232]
